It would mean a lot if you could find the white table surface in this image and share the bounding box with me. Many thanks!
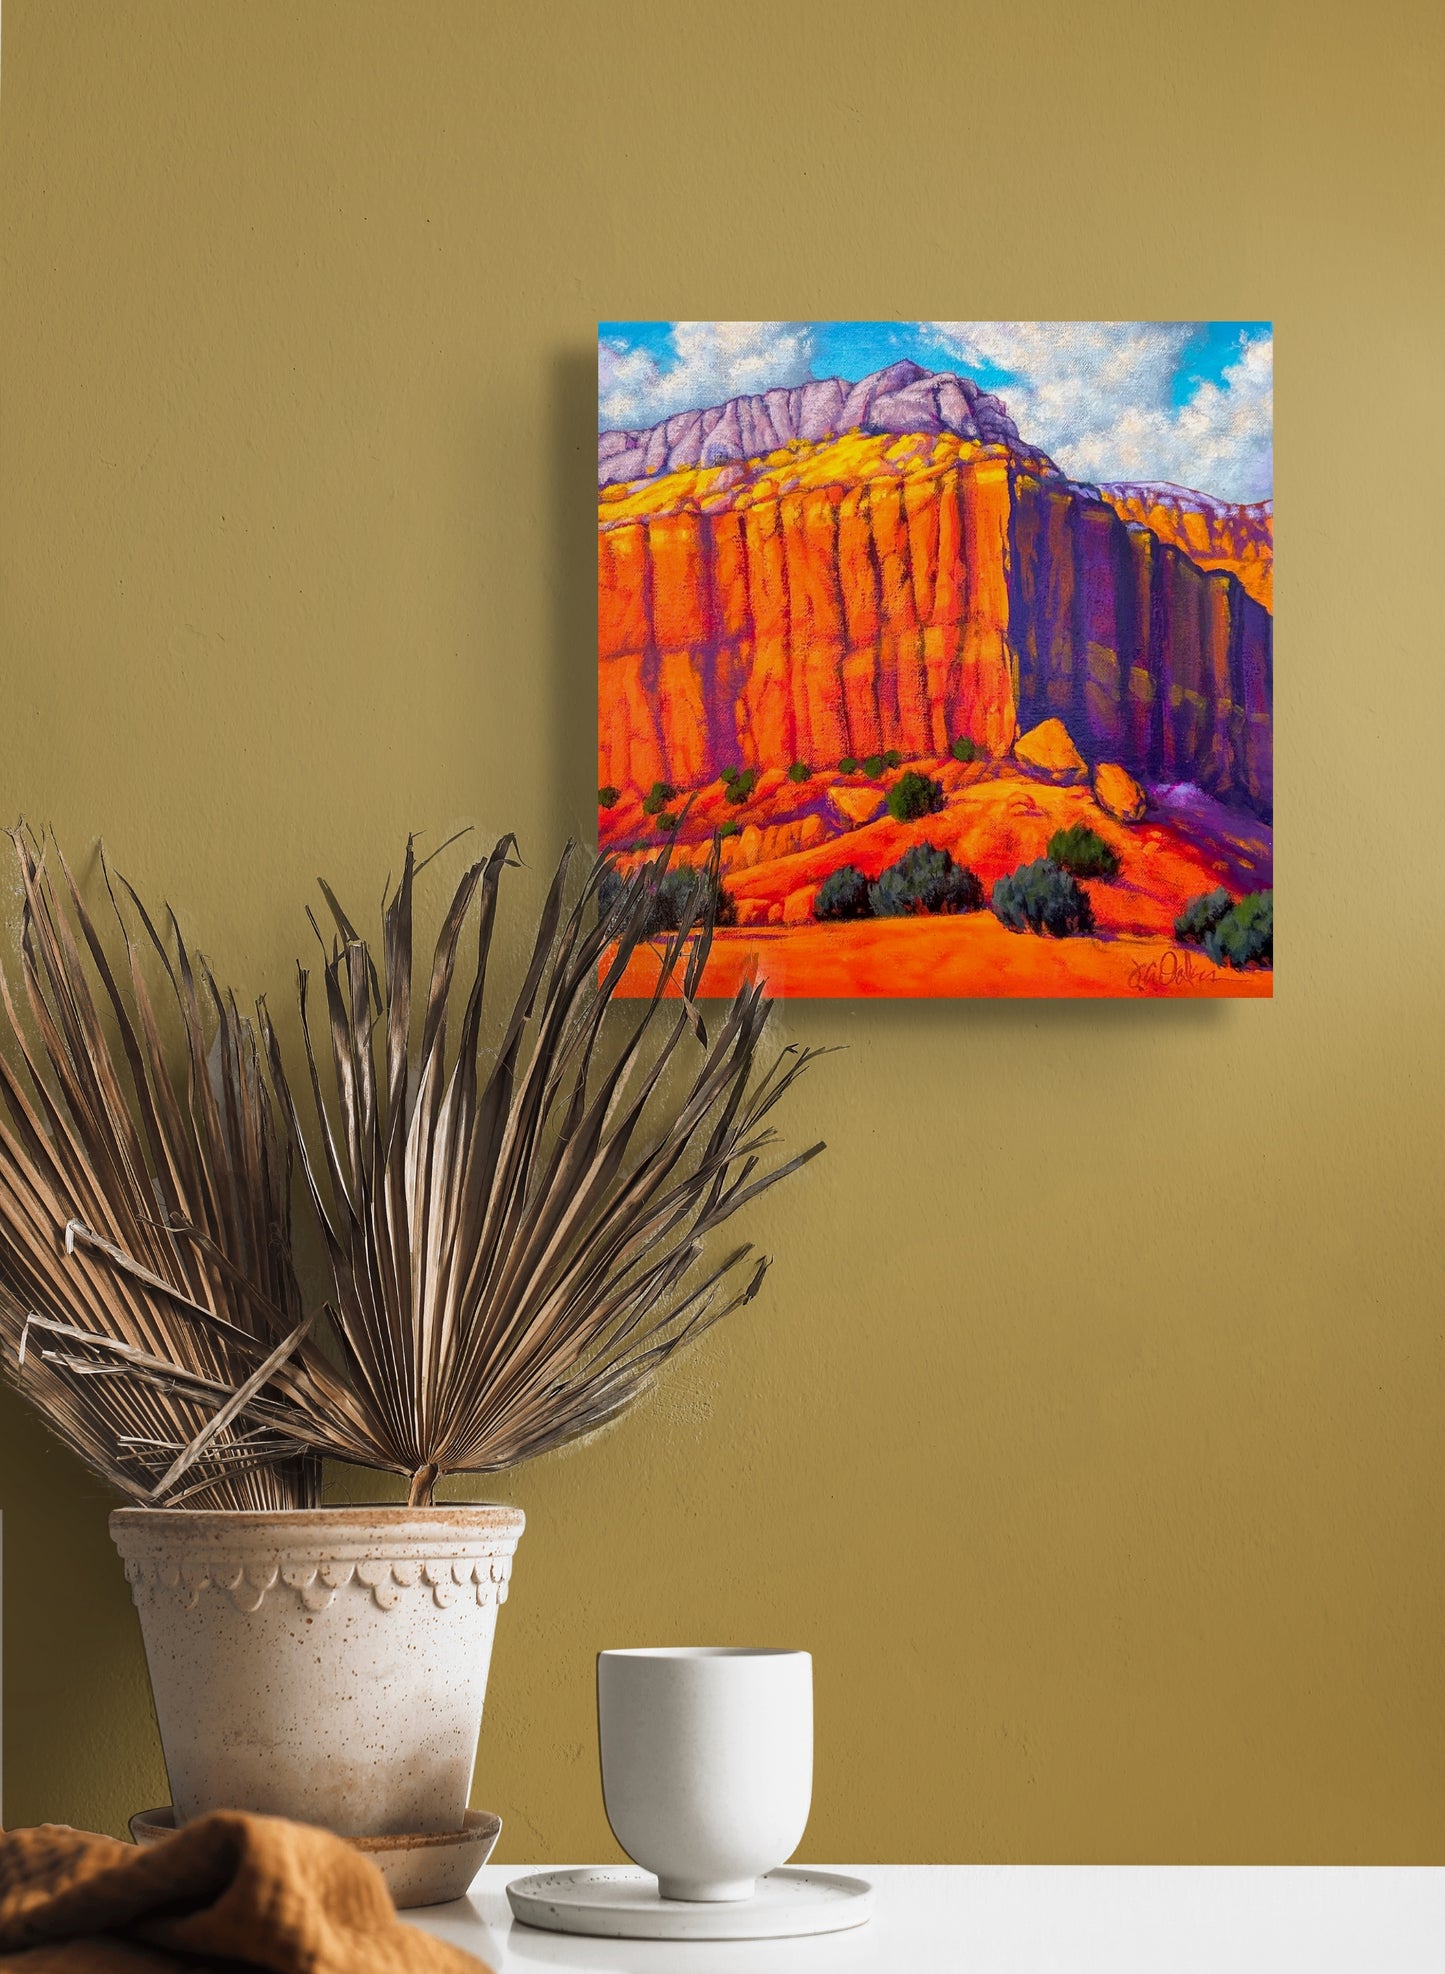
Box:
[409,1863,1445,1972]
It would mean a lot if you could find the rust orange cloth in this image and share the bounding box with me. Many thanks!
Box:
[0,1812,491,1973]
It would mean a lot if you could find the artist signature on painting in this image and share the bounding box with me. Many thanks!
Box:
[1127,948,1221,994]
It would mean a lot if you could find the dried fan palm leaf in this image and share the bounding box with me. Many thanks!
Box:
[0,827,322,1509]
[259,838,826,1505]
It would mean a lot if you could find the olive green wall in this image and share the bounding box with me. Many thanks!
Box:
[2,0,1443,1862]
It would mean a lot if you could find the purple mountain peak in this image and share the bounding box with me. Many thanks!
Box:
[599,363,1029,488]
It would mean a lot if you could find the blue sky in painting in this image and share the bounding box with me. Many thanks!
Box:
[597,320,1274,501]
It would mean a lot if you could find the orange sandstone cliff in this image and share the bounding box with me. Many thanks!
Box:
[600,414,1273,821]
[1096,482,1273,611]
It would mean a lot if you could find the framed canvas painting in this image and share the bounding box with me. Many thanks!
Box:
[597,322,1272,998]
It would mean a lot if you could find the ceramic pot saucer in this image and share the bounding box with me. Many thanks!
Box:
[506,1865,873,1940]
[129,1805,501,1909]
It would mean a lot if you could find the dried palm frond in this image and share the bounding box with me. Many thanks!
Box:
[0,827,321,1509]
[258,837,826,1505]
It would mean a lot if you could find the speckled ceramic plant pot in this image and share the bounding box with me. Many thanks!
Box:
[110,1504,524,1838]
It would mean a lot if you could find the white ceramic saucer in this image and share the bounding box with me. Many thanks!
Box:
[129,1805,501,1909]
[506,1865,873,1940]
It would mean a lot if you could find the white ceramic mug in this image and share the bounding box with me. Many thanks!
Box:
[597,1646,813,1902]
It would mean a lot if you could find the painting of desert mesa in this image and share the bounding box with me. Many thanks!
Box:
[598,321,1273,997]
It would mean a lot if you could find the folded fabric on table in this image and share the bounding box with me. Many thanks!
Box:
[0,1811,491,1973]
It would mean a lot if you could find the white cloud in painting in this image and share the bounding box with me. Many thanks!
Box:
[919,321,1273,502]
[599,321,816,430]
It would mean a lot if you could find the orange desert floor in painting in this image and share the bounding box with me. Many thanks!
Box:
[602,758,1272,1000]
[616,916,1271,1000]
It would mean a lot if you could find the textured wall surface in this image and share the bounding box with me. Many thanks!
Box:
[2,0,1444,1862]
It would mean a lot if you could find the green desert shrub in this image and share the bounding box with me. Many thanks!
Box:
[1202,890,1272,969]
[1174,889,1233,945]
[715,819,741,840]
[597,863,734,935]
[886,770,946,824]
[641,779,677,817]
[660,866,735,930]
[883,749,902,769]
[598,785,620,809]
[869,843,985,918]
[950,736,978,764]
[838,755,859,774]
[992,858,1095,937]
[813,864,871,922]
[724,768,758,804]
[655,811,680,833]
[787,761,811,783]
[1047,823,1120,880]
[862,753,886,778]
